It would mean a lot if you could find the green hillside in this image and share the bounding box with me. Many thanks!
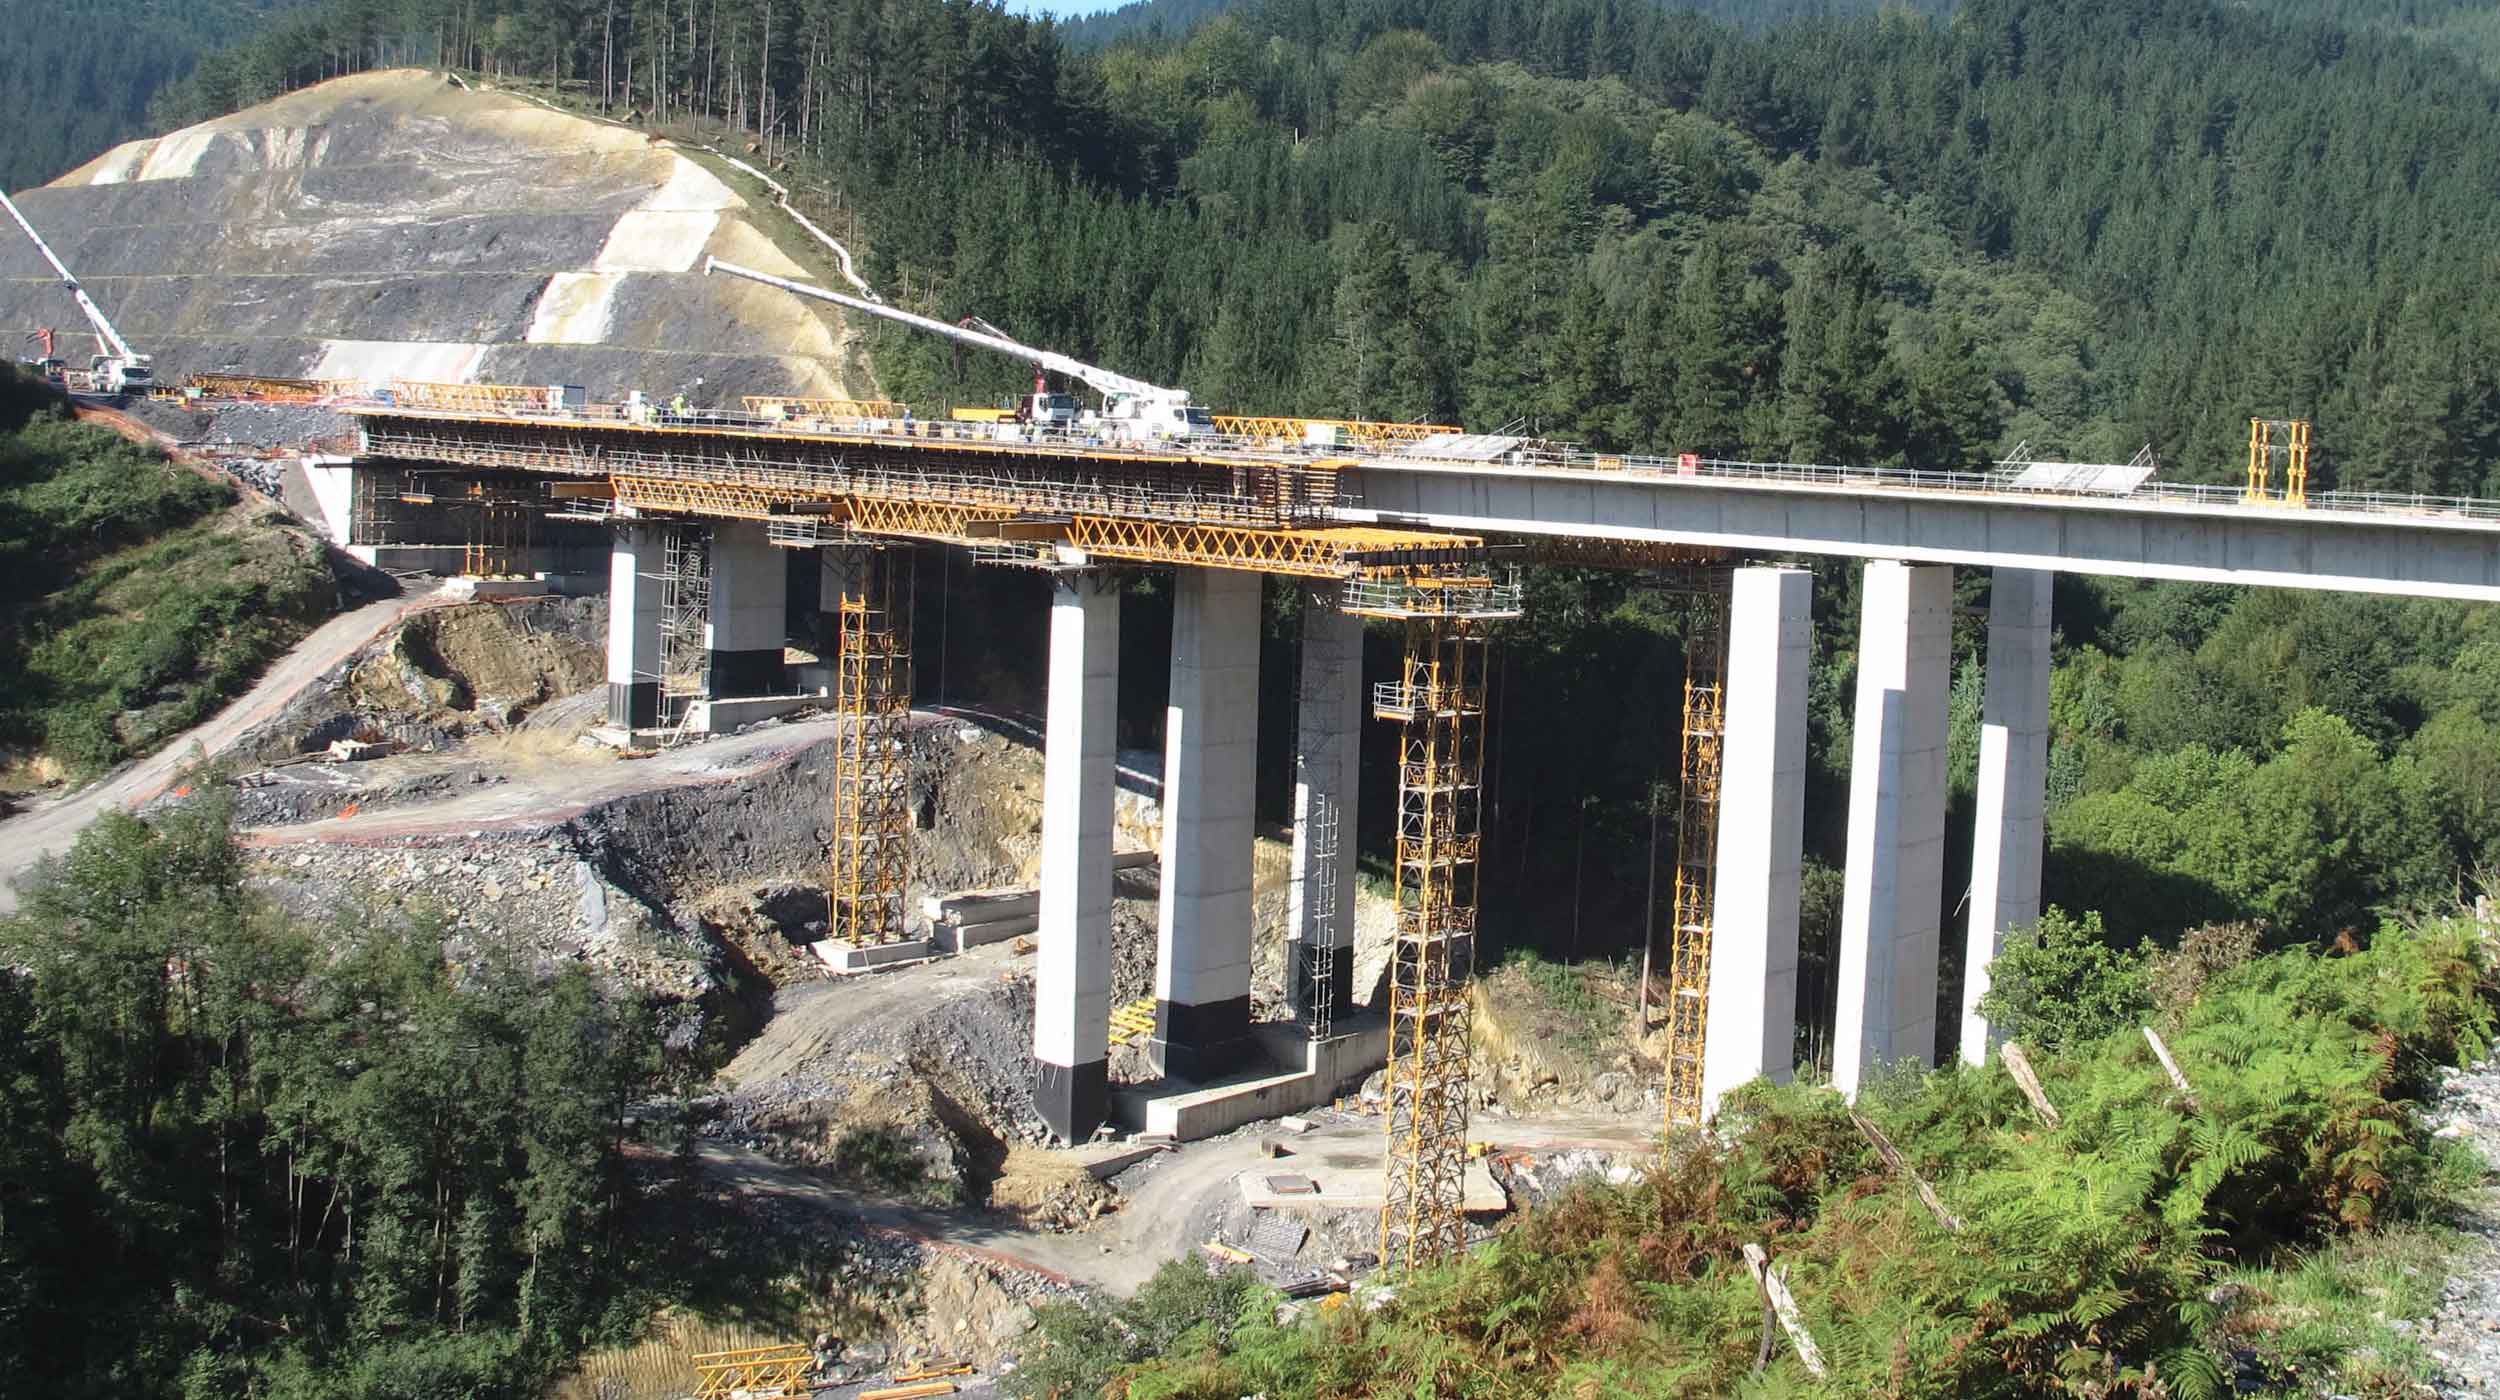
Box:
[0,0,323,192]
[0,369,333,785]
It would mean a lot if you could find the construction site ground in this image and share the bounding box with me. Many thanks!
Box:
[0,582,1674,1394]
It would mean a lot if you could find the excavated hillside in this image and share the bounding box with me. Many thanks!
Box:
[0,70,870,403]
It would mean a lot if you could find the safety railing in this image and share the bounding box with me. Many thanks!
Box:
[330,385,2500,530]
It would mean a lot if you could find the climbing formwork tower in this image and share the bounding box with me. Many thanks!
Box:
[1664,579,1731,1126]
[2246,417,2313,506]
[831,545,915,946]
[1348,572,1521,1271]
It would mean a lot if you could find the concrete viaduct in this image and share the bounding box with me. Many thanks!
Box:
[315,401,2500,1145]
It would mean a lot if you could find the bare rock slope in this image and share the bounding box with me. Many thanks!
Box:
[0,70,869,403]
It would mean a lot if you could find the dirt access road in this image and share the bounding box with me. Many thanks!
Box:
[0,584,449,914]
[234,712,847,849]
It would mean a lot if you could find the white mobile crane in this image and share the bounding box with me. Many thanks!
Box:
[1,188,152,397]
[704,257,1214,442]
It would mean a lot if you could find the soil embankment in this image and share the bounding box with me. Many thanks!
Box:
[0,69,871,405]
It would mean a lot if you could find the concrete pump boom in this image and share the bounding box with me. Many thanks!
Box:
[1,189,142,367]
[704,257,1176,407]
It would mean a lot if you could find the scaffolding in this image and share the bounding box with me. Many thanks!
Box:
[2246,418,2312,506]
[462,497,531,577]
[1663,580,1731,1126]
[654,527,711,728]
[830,545,916,946]
[1351,575,1519,1271]
[1297,583,1349,1042]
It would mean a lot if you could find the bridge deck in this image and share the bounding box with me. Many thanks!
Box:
[339,399,2500,599]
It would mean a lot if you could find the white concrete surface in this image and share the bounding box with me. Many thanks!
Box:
[1704,567,1811,1111]
[1036,574,1120,1073]
[1154,568,1261,1052]
[1286,587,1362,1015]
[1833,562,1953,1097]
[1343,462,2500,602]
[687,693,826,730]
[812,937,935,971]
[607,524,663,690]
[1960,567,2053,1065]
[704,520,785,661]
[302,457,355,543]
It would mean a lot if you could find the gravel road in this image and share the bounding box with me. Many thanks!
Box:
[0,583,448,913]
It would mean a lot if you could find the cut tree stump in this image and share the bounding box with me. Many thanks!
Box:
[1999,1041,2062,1129]
[1847,1107,1966,1233]
[1741,1243,1828,1379]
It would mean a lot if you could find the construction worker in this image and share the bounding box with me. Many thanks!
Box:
[668,393,688,423]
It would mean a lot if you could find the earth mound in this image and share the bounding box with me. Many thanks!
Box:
[0,70,869,405]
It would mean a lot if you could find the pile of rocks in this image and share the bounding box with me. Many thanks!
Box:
[251,834,717,1000]
[2412,1056,2500,1396]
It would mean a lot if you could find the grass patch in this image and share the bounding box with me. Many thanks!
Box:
[2217,1221,2460,1394]
[1499,949,1625,1062]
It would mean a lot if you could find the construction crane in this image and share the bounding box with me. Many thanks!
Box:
[18,328,61,380]
[0,189,151,396]
[704,258,1214,441]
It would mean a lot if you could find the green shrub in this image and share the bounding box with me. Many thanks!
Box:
[1104,914,2500,1398]
[1977,906,2152,1055]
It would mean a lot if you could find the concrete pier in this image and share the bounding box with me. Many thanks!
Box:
[703,521,786,697]
[1703,566,1811,1111]
[1151,567,1262,1083]
[604,523,664,729]
[1035,572,1121,1142]
[1285,587,1362,1024]
[1833,561,1953,1096]
[1960,567,2053,1064]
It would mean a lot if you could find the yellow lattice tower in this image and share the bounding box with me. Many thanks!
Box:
[831,545,915,946]
[1664,583,1730,1126]
[2246,417,2313,506]
[1349,573,1518,1271]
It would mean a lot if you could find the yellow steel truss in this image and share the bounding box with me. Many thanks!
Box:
[1211,414,1460,448]
[187,372,361,400]
[744,394,910,421]
[2245,417,2312,506]
[1108,997,1158,1046]
[831,547,915,947]
[689,1343,814,1398]
[1371,602,1496,1272]
[1065,518,1486,578]
[1664,583,1730,1126]
[385,380,569,413]
[609,476,1488,580]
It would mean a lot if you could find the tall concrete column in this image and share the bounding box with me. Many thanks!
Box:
[1151,567,1261,1082]
[605,523,663,729]
[1960,568,2053,1064]
[1035,572,1120,1142]
[704,521,785,697]
[1703,566,1811,1112]
[1833,561,1952,1097]
[1286,587,1362,1026]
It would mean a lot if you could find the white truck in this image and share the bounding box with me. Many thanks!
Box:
[1,190,152,397]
